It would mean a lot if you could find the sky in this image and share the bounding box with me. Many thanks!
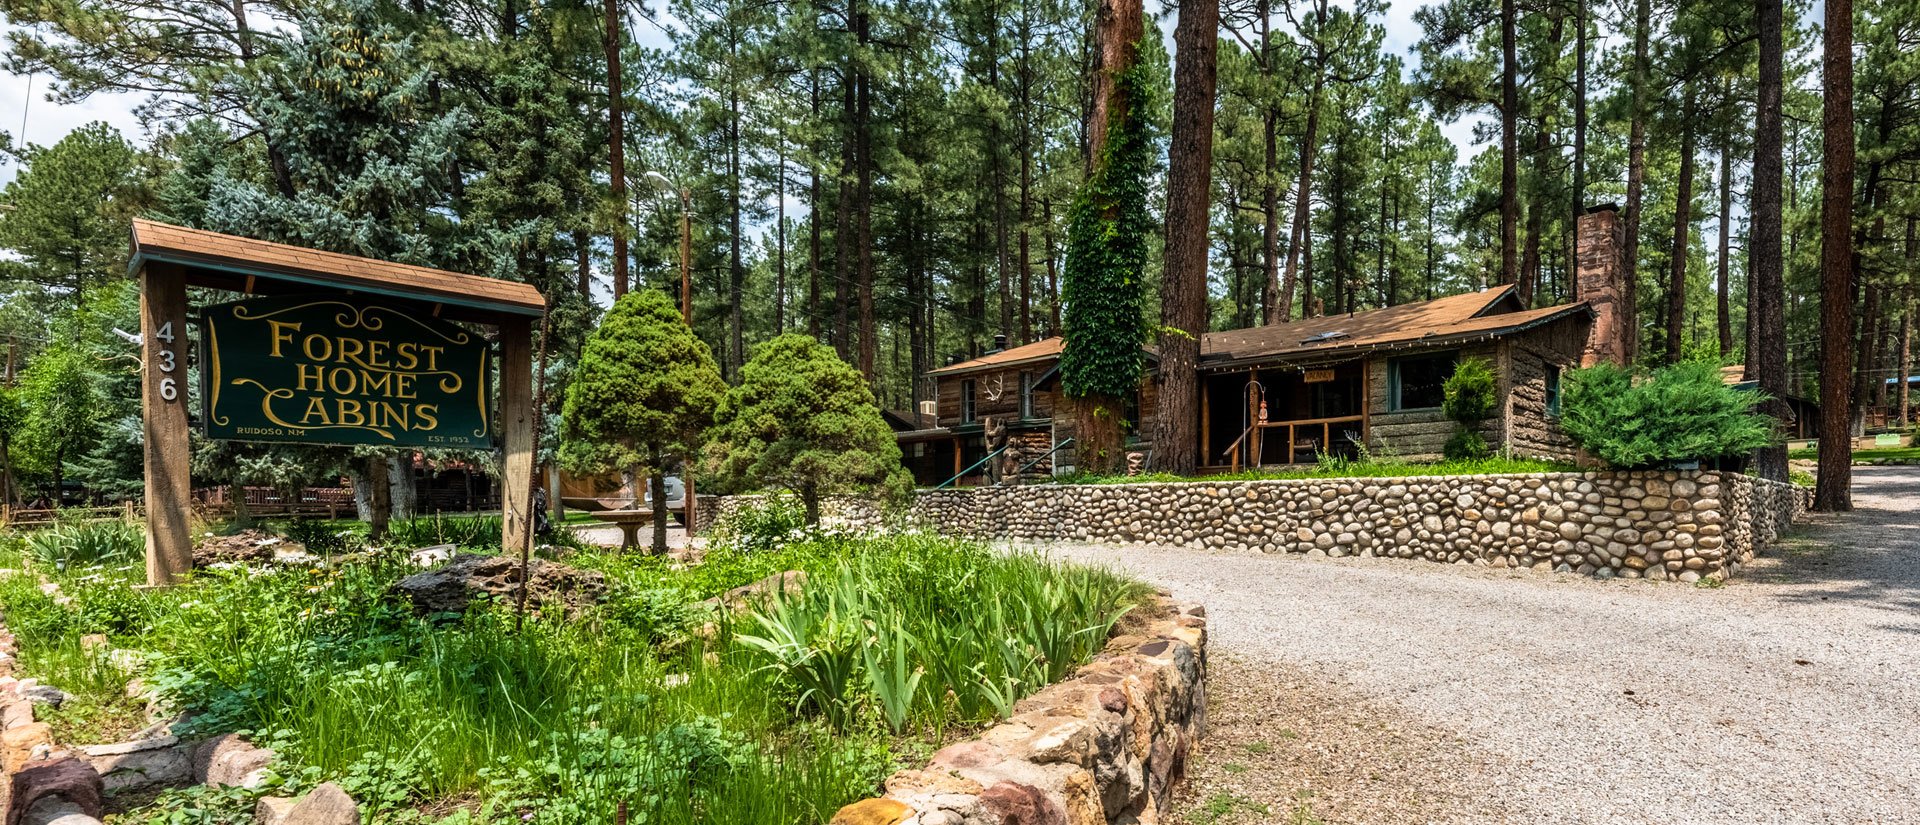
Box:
[0,1,1498,187]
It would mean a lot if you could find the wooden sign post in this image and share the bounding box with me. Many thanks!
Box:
[140,261,194,584]
[131,220,545,586]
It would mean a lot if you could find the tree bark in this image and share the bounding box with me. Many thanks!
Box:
[1154,0,1217,476]
[603,0,628,298]
[1749,0,1788,481]
[1814,0,1855,511]
[649,449,668,555]
[1621,0,1652,364]
[366,455,392,541]
[1716,141,1734,358]
[1569,0,1587,301]
[1667,83,1698,364]
[1499,0,1519,286]
[1272,72,1324,324]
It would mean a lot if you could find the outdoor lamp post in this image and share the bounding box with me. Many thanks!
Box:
[646,171,693,323]
[644,170,698,535]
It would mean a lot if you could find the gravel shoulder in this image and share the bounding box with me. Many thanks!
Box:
[1040,466,1920,824]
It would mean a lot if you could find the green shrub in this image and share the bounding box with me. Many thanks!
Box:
[25,519,144,571]
[709,495,808,553]
[283,518,362,556]
[385,514,504,550]
[1561,361,1775,468]
[1442,359,1497,460]
[1444,429,1489,462]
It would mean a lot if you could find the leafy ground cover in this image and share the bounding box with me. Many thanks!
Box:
[1058,455,1578,486]
[0,516,1149,824]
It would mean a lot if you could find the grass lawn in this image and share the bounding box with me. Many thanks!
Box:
[1787,445,1920,463]
[0,515,1148,824]
[1059,455,1578,486]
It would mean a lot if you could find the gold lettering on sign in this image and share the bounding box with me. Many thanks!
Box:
[1303,369,1336,383]
[222,301,480,443]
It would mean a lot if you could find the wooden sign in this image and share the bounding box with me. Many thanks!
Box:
[1302,369,1336,384]
[200,295,493,448]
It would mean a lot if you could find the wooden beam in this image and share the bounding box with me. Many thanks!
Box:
[140,262,193,585]
[499,318,536,557]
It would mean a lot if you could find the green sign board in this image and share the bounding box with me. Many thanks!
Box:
[200,295,494,448]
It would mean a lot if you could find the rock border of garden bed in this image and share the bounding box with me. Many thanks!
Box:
[0,574,321,825]
[830,593,1207,825]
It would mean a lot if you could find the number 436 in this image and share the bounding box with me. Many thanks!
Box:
[154,321,178,401]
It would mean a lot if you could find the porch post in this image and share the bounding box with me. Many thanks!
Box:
[141,261,194,585]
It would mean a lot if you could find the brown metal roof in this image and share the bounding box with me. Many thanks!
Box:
[928,337,1068,376]
[130,219,545,318]
[1197,286,1590,368]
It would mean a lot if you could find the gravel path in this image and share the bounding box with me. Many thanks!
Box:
[1042,466,1920,824]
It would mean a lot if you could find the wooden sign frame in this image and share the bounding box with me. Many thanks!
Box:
[130,220,545,585]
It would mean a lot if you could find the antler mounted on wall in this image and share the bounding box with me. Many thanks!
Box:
[982,373,1007,402]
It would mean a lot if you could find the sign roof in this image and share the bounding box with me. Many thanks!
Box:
[129,219,546,319]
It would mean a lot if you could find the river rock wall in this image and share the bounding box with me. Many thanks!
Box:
[709,471,1809,583]
[829,595,1207,825]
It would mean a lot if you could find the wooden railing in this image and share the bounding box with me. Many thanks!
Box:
[1221,414,1366,472]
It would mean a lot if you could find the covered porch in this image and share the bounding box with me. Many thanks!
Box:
[1199,360,1370,472]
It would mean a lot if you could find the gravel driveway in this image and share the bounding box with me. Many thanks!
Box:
[1041,466,1920,824]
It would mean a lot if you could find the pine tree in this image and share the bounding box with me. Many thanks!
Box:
[561,290,725,553]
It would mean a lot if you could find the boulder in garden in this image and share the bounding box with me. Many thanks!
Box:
[389,554,607,616]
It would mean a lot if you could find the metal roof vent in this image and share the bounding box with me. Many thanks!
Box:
[1300,330,1350,345]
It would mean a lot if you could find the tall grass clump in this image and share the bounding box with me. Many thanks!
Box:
[25,518,144,571]
[734,535,1151,733]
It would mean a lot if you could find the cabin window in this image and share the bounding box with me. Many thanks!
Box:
[1020,372,1035,418]
[1390,351,1456,411]
[960,379,977,423]
[1545,365,1563,416]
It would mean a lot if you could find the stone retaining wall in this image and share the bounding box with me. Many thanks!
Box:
[830,595,1206,825]
[711,471,1809,582]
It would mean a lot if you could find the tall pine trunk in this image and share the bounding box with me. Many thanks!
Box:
[1273,71,1324,324]
[602,0,628,298]
[1814,0,1855,511]
[1717,142,1734,357]
[1569,0,1587,300]
[1153,0,1217,475]
[1666,82,1698,364]
[1499,0,1519,286]
[1749,0,1789,481]
[1621,0,1651,363]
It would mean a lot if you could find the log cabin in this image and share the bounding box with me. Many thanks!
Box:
[900,205,1635,484]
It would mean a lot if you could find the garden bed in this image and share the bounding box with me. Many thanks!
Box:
[0,516,1153,823]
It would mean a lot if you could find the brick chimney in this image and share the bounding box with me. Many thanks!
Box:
[1576,204,1627,367]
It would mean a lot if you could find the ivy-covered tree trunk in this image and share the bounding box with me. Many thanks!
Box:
[1063,0,1150,477]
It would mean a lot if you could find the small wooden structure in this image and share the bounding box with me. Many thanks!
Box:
[129,220,545,585]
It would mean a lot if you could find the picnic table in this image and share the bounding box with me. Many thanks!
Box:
[599,509,663,553]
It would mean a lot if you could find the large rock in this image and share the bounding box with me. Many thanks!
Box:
[192,530,291,568]
[191,734,275,789]
[5,757,103,825]
[389,554,606,616]
[705,570,807,611]
[3,724,53,773]
[828,798,912,825]
[80,737,189,794]
[254,782,358,825]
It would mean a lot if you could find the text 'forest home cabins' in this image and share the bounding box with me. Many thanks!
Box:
[897,206,1642,486]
